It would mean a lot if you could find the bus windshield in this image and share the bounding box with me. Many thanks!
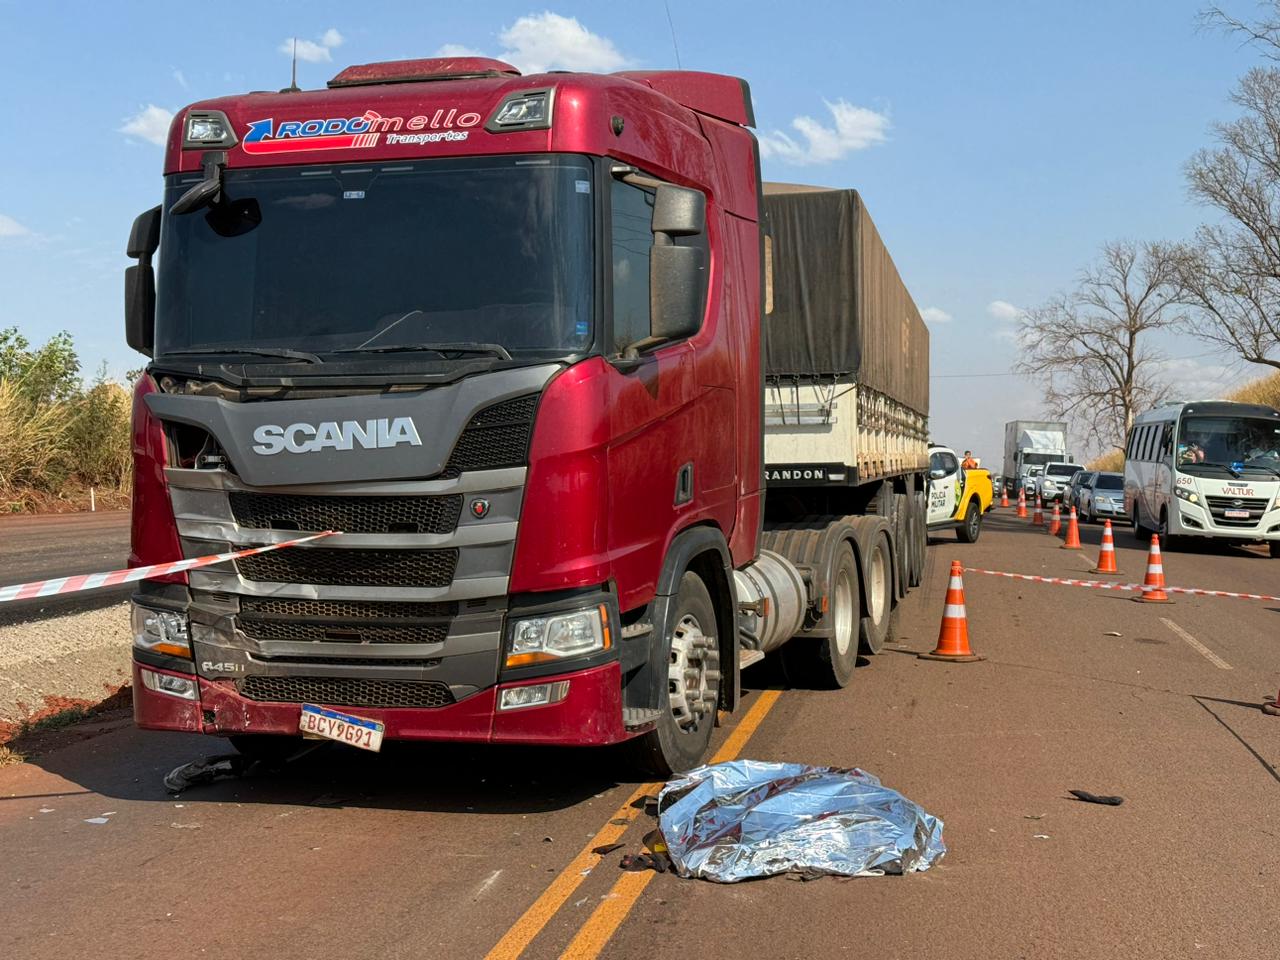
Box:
[1177,416,1280,472]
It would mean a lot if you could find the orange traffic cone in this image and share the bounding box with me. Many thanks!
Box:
[1016,488,1028,518]
[1001,487,1010,508]
[1032,495,1044,525]
[919,560,985,662]
[1090,520,1120,574]
[1060,506,1082,549]
[1048,502,1061,536]
[1132,534,1173,603]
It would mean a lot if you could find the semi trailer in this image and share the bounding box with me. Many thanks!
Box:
[123,56,930,774]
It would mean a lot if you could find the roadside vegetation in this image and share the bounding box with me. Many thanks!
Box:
[0,327,132,513]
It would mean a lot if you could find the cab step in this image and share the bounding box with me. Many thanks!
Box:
[622,707,662,729]
[739,649,765,669]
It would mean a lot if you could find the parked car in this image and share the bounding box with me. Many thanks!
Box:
[1081,471,1126,523]
[1066,470,1096,514]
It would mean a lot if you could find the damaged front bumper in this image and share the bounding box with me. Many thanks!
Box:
[132,658,630,746]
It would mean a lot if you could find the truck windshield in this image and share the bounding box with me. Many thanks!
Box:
[1177,416,1280,472]
[1021,452,1058,467]
[155,155,594,361]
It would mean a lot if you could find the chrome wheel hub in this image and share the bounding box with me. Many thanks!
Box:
[668,614,719,732]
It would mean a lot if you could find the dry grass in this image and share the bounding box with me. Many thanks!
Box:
[1086,369,1280,470]
[0,745,25,767]
[0,378,131,513]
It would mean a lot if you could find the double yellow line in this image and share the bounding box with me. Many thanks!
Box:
[484,690,783,960]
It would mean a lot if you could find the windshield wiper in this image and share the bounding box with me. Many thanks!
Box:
[1244,458,1280,479]
[332,342,513,361]
[161,347,322,364]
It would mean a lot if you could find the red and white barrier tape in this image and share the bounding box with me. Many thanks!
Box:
[0,531,339,604]
[962,566,1280,603]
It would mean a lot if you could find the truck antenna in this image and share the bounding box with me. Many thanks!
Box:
[281,37,301,93]
[663,0,683,68]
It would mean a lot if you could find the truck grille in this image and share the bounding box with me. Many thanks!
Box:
[239,619,449,645]
[236,548,458,587]
[237,675,456,708]
[240,598,457,619]
[1204,495,1268,528]
[229,492,461,535]
[444,395,537,473]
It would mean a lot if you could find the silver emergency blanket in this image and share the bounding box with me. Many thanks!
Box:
[657,760,945,882]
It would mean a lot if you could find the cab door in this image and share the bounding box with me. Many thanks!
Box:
[927,450,960,524]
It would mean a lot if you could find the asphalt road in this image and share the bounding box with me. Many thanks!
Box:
[2,511,1278,959]
[0,512,132,626]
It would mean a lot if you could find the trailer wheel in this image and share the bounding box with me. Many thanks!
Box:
[892,493,909,595]
[859,531,897,654]
[908,491,927,588]
[781,541,861,689]
[626,572,720,777]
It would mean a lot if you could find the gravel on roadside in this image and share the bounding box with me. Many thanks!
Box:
[0,602,132,723]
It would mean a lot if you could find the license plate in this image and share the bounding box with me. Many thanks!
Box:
[1224,509,1250,519]
[298,704,384,752]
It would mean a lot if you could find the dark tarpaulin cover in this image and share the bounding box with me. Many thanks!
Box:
[762,184,929,415]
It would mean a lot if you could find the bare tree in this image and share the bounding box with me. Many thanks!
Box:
[1015,242,1185,452]
[1180,6,1280,370]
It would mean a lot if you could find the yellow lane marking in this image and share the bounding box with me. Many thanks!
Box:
[559,689,783,960]
[1161,617,1233,670]
[482,781,660,960]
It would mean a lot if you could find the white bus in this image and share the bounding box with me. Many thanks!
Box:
[1124,401,1280,556]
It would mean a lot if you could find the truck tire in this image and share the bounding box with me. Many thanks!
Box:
[956,500,982,543]
[859,530,897,654]
[908,491,927,588]
[892,492,909,596]
[626,572,721,777]
[1270,541,1280,558]
[781,541,860,689]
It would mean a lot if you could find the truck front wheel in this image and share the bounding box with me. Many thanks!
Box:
[627,572,721,777]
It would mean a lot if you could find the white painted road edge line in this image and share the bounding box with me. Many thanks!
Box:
[1161,618,1233,670]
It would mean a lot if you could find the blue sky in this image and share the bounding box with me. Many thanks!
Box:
[0,1,1265,461]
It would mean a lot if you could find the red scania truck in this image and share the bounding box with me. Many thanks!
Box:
[124,57,930,774]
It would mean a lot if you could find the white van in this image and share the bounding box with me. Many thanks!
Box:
[1124,401,1280,555]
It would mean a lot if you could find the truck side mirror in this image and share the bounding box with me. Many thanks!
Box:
[649,184,706,343]
[125,205,161,356]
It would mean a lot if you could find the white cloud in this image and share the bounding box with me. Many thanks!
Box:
[498,12,629,73]
[434,43,486,59]
[173,68,188,89]
[280,29,344,64]
[1149,357,1243,402]
[0,213,30,238]
[119,105,174,146]
[437,13,630,75]
[987,300,1025,322]
[758,100,889,166]
[921,307,952,325]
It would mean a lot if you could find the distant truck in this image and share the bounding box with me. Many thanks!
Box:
[1003,420,1070,495]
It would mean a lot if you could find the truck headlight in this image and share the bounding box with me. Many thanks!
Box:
[506,604,611,668]
[131,604,191,659]
[1175,487,1199,504]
